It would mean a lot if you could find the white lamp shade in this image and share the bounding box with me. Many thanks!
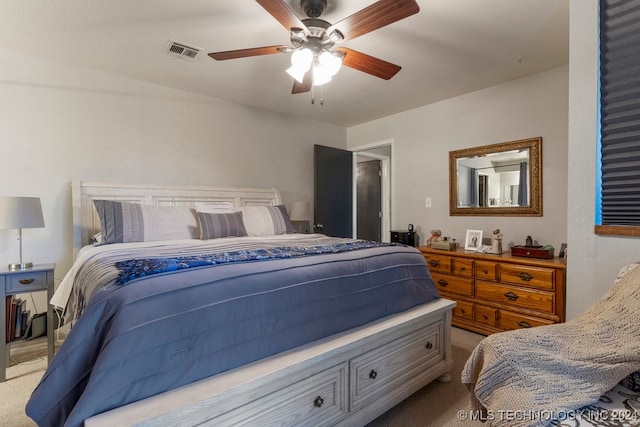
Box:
[0,197,45,230]
[289,201,312,222]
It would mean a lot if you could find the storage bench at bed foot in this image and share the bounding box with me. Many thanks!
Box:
[205,362,348,426]
[349,321,445,412]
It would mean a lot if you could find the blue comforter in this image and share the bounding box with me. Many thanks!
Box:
[26,236,440,427]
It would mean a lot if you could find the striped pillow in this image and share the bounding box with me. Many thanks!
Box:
[197,211,248,240]
[93,200,198,244]
[240,205,296,236]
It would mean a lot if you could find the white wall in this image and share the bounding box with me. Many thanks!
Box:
[347,66,569,255]
[0,48,345,290]
[566,2,640,319]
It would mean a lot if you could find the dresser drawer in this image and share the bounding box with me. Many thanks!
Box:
[5,271,47,293]
[476,281,554,314]
[423,254,453,274]
[431,273,473,297]
[453,258,474,277]
[453,300,474,321]
[475,305,497,327]
[500,264,555,290]
[210,362,348,426]
[475,261,498,281]
[350,322,443,412]
[500,310,554,331]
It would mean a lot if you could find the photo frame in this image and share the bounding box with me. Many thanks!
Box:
[465,229,483,251]
[559,243,567,258]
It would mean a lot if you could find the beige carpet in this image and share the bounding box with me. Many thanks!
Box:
[0,327,485,427]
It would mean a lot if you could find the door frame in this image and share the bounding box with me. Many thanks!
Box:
[350,139,393,242]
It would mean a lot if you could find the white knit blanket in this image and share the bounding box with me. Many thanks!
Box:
[461,264,640,427]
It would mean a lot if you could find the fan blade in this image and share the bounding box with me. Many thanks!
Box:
[328,0,419,42]
[256,0,310,36]
[336,47,401,80]
[208,45,288,60]
[292,70,312,94]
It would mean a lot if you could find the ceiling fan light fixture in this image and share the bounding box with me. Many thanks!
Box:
[318,51,342,76]
[312,63,332,86]
[286,48,313,83]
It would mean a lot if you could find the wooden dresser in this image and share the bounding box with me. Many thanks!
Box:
[419,247,566,335]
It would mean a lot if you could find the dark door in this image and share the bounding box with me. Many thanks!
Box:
[314,144,353,238]
[357,160,382,241]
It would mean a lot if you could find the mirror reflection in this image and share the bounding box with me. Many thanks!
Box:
[449,137,542,216]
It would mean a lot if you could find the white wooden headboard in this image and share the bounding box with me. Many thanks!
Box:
[71,181,282,258]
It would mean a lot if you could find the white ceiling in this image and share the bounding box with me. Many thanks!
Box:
[0,0,569,127]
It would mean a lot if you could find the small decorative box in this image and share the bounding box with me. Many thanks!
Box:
[431,241,457,251]
[511,245,554,259]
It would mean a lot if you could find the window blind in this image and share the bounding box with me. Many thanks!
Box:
[600,0,640,225]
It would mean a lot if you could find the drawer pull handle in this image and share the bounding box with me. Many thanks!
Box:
[369,369,378,379]
[460,309,465,314]
[425,341,433,350]
[313,396,324,408]
[429,260,440,267]
[482,269,488,274]
[459,267,466,271]
[483,315,488,320]
[518,321,533,328]
[518,272,533,281]
[437,279,448,287]
[504,291,520,301]
[19,279,35,285]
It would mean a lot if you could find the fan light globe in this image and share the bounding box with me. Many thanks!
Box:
[313,64,332,86]
[319,51,342,76]
[286,48,313,83]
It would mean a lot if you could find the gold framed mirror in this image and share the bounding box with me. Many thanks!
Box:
[449,137,542,216]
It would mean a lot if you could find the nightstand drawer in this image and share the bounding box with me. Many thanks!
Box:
[5,271,47,293]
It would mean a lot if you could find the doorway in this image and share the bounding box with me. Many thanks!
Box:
[352,141,392,243]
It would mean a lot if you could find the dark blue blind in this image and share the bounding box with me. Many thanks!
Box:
[600,0,640,225]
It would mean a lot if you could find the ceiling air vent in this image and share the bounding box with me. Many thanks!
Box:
[163,39,202,61]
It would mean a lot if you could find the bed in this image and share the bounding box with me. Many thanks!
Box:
[462,262,640,427]
[26,181,455,427]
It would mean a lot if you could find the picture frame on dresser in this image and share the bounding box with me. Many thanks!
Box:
[464,230,483,251]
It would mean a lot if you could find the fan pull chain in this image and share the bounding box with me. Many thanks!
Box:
[310,85,324,106]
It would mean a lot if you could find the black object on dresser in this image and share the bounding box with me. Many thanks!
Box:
[390,230,418,247]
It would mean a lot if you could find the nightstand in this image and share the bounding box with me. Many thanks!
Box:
[0,264,55,382]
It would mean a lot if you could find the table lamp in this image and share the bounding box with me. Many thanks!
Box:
[0,196,45,270]
[289,201,312,233]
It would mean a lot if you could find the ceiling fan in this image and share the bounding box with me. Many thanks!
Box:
[208,0,420,97]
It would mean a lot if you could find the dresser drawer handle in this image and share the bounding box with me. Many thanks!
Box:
[460,309,466,314]
[437,279,448,287]
[483,314,488,320]
[369,369,378,379]
[518,321,532,328]
[425,341,433,350]
[517,272,533,281]
[313,396,324,408]
[19,279,35,285]
[459,267,466,271]
[504,291,519,301]
[429,260,440,268]
[482,268,488,274]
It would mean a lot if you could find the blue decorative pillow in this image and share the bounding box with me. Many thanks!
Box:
[197,211,248,240]
[93,200,198,244]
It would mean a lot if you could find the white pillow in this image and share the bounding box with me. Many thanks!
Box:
[239,205,296,236]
